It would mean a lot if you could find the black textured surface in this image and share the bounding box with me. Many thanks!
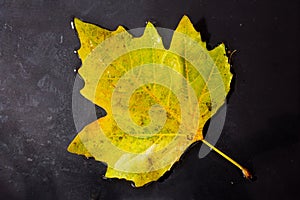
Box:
[0,0,299,200]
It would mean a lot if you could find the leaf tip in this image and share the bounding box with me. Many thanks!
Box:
[170,15,206,49]
[67,134,93,158]
[242,168,253,180]
[181,15,191,22]
[73,17,84,28]
[145,21,156,29]
[178,15,193,27]
[116,25,126,32]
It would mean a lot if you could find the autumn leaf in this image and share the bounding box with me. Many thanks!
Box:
[68,15,251,187]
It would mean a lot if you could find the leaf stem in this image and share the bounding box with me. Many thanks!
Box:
[201,139,252,179]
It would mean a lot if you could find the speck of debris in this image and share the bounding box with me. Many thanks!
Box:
[70,21,75,29]
[60,35,63,44]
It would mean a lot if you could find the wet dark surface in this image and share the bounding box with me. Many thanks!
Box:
[0,0,299,199]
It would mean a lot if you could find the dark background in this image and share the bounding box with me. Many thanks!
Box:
[0,0,299,199]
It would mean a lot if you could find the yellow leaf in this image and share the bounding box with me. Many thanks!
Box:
[68,15,250,187]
